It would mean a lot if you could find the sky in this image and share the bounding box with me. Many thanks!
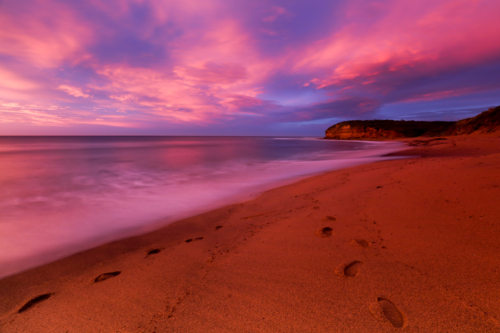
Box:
[1,0,499,136]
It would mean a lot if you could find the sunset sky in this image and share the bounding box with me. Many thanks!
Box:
[1,0,499,135]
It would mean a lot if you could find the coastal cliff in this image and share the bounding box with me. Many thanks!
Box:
[440,106,500,135]
[325,106,500,140]
[325,120,453,140]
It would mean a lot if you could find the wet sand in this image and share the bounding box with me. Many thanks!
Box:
[1,134,499,332]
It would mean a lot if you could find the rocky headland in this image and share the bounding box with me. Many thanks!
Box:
[325,106,500,140]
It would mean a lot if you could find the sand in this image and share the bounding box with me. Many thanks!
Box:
[1,134,499,332]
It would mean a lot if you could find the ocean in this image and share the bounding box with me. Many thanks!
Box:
[0,136,405,279]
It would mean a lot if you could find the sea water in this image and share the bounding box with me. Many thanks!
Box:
[0,136,405,278]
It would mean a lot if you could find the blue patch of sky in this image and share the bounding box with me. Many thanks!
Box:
[54,64,106,86]
[259,72,330,106]
[89,33,168,67]
[231,0,346,57]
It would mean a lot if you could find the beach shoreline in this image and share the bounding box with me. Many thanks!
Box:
[0,136,406,281]
[1,134,499,332]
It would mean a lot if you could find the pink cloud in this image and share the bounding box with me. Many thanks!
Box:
[0,1,286,129]
[295,0,500,90]
[175,62,248,85]
[58,85,90,98]
[0,1,92,68]
[75,12,277,125]
[220,94,279,116]
[0,67,40,100]
[0,0,498,134]
[91,63,272,124]
[0,102,68,126]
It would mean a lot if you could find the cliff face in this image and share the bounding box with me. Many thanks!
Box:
[325,120,453,140]
[324,124,404,140]
[325,106,500,140]
[441,106,500,135]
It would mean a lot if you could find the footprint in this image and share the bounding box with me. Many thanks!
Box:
[185,237,203,243]
[322,216,337,221]
[18,293,53,313]
[370,297,405,328]
[146,248,162,256]
[351,239,370,247]
[93,271,121,283]
[241,211,275,220]
[316,227,333,237]
[186,237,203,243]
[344,261,364,277]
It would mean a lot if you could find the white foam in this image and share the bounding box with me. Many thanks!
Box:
[0,140,405,279]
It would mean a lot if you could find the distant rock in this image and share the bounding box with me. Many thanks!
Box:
[325,106,500,140]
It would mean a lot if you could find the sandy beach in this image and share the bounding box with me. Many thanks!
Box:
[1,134,499,332]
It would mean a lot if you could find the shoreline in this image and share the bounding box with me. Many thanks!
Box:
[1,134,499,332]
[0,139,406,281]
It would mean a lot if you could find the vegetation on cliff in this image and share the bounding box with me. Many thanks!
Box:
[325,106,500,140]
[439,106,500,135]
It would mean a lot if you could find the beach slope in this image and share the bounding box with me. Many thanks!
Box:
[1,134,499,332]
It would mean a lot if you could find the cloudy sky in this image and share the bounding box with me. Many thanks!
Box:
[1,0,499,135]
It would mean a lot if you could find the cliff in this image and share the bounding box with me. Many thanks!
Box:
[325,106,500,140]
[440,106,500,135]
[325,120,453,140]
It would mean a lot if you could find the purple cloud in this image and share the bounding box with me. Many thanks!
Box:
[0,0,499,135]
